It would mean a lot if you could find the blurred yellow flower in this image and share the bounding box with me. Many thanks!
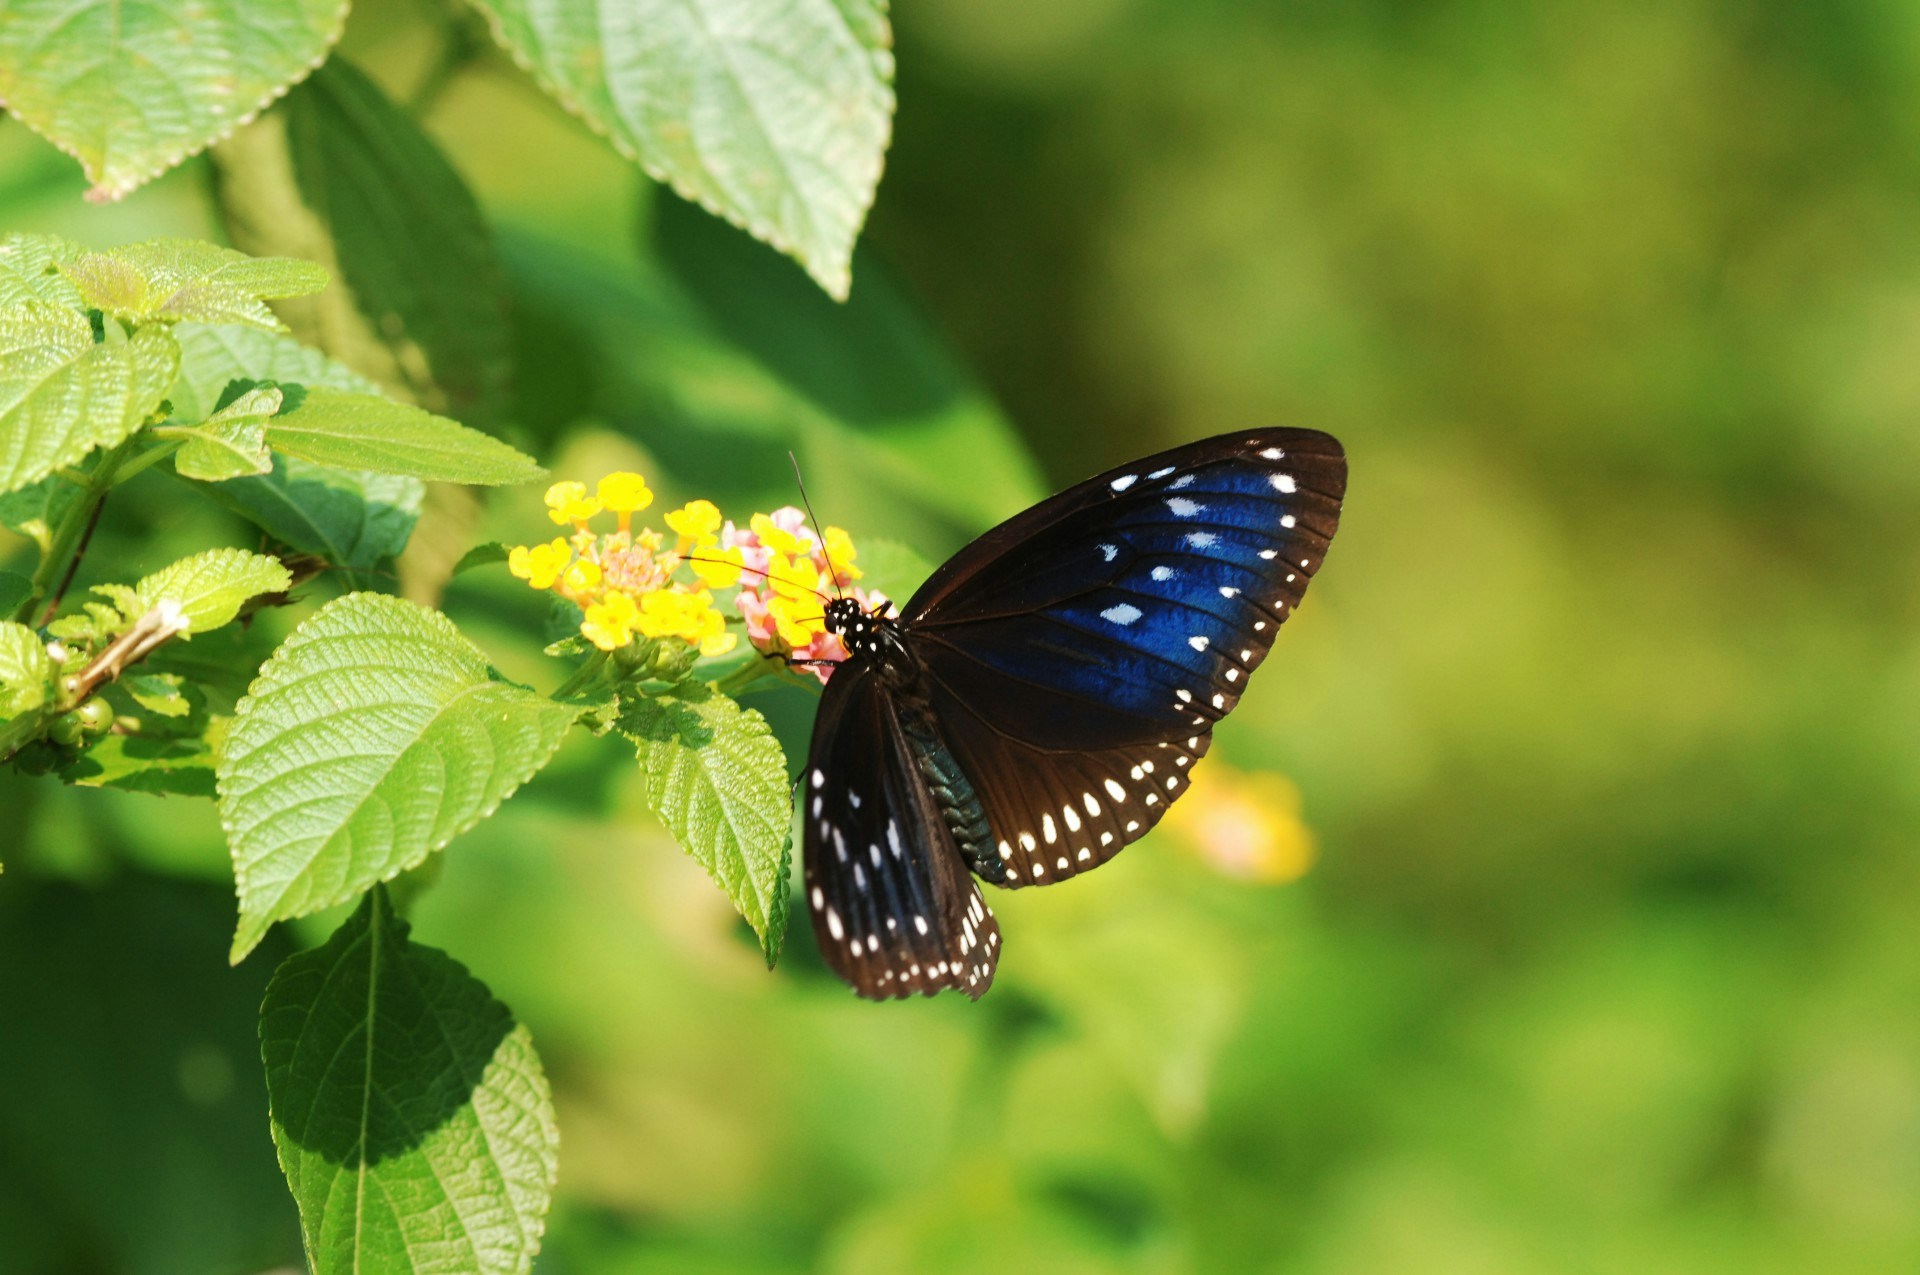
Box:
[823,525,863,580]
[690,544,745,589]
[768,594,825,647]
[597,471,654,516]
[582,592,639,651]
[665,499,722,544]
[545,480,602,526]
[1163,763,1316,884]
[766,552,822,602]
[561,558,602,595]
[508,538,571,590]
[751,512,807,558]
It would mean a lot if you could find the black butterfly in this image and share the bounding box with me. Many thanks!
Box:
[800,429,1346,999]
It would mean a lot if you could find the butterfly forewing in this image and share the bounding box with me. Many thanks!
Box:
[903,429,1346,888]
[803,661,1000,999]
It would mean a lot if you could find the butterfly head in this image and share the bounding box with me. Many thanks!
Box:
[825,596,891,660]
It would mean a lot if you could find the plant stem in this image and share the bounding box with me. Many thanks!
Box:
[550,649,612,702]
[12,437,138,627]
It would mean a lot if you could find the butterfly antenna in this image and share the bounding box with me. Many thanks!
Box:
[685,554,836,605]
[789,450,845,600]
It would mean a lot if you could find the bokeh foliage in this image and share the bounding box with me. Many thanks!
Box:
[4,0,1919,1272]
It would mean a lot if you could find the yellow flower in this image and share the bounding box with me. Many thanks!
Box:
[750,512,807,558]
[508,538,571,590]
[545,481,602,526]
[689,544,745,589]
[767,594,825,647]
[1163,764,1316,884]
[665,499,722,544]
[766,552,821,602]
[581,592,640,651]
[695,605,737,657]
[561,558,602,595]
[598,471,654,515]
[823,525,863,580]
[634,588,714,642]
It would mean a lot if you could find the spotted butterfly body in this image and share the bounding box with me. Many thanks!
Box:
[804,429,1347,999]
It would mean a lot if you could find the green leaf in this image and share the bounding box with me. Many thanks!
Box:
[266,386,545,486]
[0,570,31,617]
[62,240,329,331]
[618,681,792,963]
[159,385,279,481]
[124,672,193,718]
[0,232,85,308]
[855,537,936,604]
[0,472,83,552]
[172,324,424,579]
[0,303,179,494]
[134,548,291,635]
[466,0,894,300]
[0,621,53,718]
[0,0,351,200]
[221,593,580,962]
[280,58,513,425]
[59,732,217,797]
[451,542,512,576]
[261,889,558,1274]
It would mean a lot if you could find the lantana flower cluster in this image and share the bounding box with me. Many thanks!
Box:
[507,472,886,681]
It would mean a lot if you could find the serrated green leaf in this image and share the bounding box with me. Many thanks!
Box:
[619,681,792,963]
[0,302,179,494]
[266,386,544,486]
[262,889,558,1274]
[0,232,85,308]
[281,58,512,425]
[59,732,216,796]
[134,548,291,636]
[159,385,279,481]
[466,0,894,300]
[63,240,329,331]
[124,673,192,718]
[0,621,53,718]
[0,0,351,200]
[221,593,581,961]
[172,324,424,580]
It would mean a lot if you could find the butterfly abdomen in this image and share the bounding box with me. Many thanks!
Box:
[897,695,1005,886]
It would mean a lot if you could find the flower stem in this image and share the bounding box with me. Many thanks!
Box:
[550,649,612,702]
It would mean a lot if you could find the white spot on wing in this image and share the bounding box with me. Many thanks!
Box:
[827,908,844,940]
[1104,778,1128,802]
[1042,813,1058,844]
[1151,565,1174,581]
[1167,497,1203,517]
[1187,531,1218,548]
[1170,473,1195,488]
[1271,472,1298,493]
[1111,474,1137,491]
[1063,805,1081,832]
[1101,603,1143,626]
[1260,447,1285,460]
[1281,514,1297,528]
[1099,543,1118,561]
[1149,466,1176,479]
[1219,586,1239,598]
[811,770,825,788]
[1189,635,1210,651]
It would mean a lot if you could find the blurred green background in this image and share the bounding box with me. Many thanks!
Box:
[5,1,1920,1271]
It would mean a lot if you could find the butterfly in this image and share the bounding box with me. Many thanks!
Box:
[799,429,1346,999]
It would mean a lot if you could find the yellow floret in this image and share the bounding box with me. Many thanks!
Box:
[597,471,654,514]
[545,480,603,525]
[581,592,640,650]
[689,544,745,589]
[823,525,862,580]
[665,499,722,543]
[750,513,807,558]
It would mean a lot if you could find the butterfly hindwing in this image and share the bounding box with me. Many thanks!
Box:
[802,660,1000,999]
[904,429,1346,887]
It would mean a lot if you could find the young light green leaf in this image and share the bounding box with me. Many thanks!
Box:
[0,0,351,200]
[124,673,193,718]
[221,594,580,962]
[63,240,329,331]
[281,59,512,425]
[159,385,279,481]
[266,386,545,486]
[465,0,894,300]
[170,321,383,418]
[262,890,558,1275]
[0,232,85,308]
[0,621,53,718]
[619,682,793,964]
[0,303,179,494]
[134,548,291,635]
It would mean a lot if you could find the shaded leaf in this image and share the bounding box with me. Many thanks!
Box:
[466,0,894,299]
[124,673,193,718]
[63,240,328,331]
[59,732,217,797]
[0,303,178,494]
[619,681,792,963]
[452,542,512,576]
[0,0,351,200]
[160,385,279,481]
[0,472,83,552]
[220,593,580,961]
[134,548,291,635]
[0,570,30,617]
[266,386,544,486]
[261,890,558,1274]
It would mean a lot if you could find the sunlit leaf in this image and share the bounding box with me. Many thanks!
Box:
[160,386,279,482]
[619,682,792,963]
[261,889,558,1275]
[63,240,328,331]
[59,733,216,797]
[0,303,178,494]
[266,386,545,486]
[0,0,351,200]
[134,548,291,635]
[466,0,894,299]
[221,593,580,961]
[0,621,53,717]
[0,232,84,308]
